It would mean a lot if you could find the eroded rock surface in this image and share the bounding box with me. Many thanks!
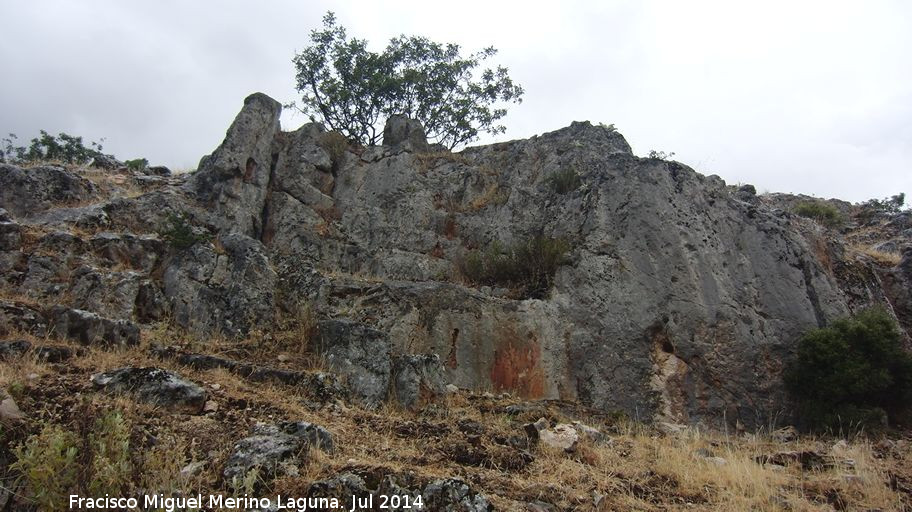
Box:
[1,92,909,428]
[91,367,207,414]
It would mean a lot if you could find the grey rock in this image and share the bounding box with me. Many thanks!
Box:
[223,421,334,481]
[0,220,21,251]
[422,478,492,511]
[883,248,912,334]
[735,183,757,202]
[0,394,25,422]
[47,305,139,346]
[0,164,96,218]
[90,154,123,170]
[382,115,430,152]
[34,344,77,362]
[163,233,276,336]
[186,92,282,238]
[0,339,31,359]
[391,354,447,409]
[314,320,391,408]
[91,367,207,414]
[0,300,47,337]
[526,501,558,512]
[145,165,172,176]
[306,473,371,500]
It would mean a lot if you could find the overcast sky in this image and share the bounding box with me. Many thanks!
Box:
[1,0,910,202]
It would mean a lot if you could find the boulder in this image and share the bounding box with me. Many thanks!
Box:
[538,423,580,451]
[0,392,25,422]
[223,421,334,481]
[90,154,123,170]
[382,115,430,152]
[47,305,139,347]
[0,300,47,337]
[391,354,447,409]
[314,320,391,408]
[163,233,276,336]
[0,218,21,251]
[0,164,96,218]
[422,478,492,511]
[0,339,31,359]
[91,367,207,414]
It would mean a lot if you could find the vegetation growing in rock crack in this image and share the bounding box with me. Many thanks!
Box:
[460,236,571,299]
[290,11,524,149]
[784,307,912,432]
[317,131,349,172]
[1,130,106,165]
[546,168,582,194]
[124,158,148,172]
[159,212,210,250]
[793,200,844,228]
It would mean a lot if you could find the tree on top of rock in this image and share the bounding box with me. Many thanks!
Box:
[291,12,524,150]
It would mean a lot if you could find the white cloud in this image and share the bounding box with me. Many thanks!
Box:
[0,0,909,200]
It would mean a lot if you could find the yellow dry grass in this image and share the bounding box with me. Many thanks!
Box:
[2,324,910,511]
[849,243,902,266]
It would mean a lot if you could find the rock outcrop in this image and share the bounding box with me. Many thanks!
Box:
[1,92,909,429]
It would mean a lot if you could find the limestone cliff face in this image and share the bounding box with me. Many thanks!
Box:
[1,92,909,428]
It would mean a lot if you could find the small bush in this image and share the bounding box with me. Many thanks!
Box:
[461,236,571,299]
[88,410,132,496]
[160,213,210,250]
[125,158,148,171]
[546,168,581,194]
[793,201,843,228]
[318,131,349,172]
[784,308,912,431]
[11,424,80,510]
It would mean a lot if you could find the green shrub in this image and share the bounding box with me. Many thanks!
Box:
[858,193,905,220]
[461,236,571,299]
[88,411,132,496]
[546,168,581,194]
[784,308,912,432]
[160,213,210,250]
[2,130,105,164]
[125,158,149,171]
[11,424,80,510]
[793,201,843,228]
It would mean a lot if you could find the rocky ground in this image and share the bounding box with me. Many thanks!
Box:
[1,327,911,511]
[1,92,911,510]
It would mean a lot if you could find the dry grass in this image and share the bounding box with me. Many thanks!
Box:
[849,243,902,266]
[2,323,910,511]
[414,151,469,173]
[467,182,508,211]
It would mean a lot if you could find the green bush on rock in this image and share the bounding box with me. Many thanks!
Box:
[784,307,912,432]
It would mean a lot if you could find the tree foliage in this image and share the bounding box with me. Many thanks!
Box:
[1,131,105,165]
[292,12,524,149]
[784,308,912,431]
[860,193,906,215]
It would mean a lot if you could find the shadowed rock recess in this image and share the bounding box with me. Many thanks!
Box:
[1,92,910,429]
